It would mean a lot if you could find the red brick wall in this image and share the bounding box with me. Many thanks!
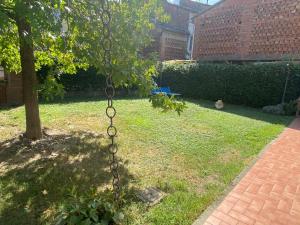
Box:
[146,1,209,61]
[0,84,6,105]
[6,73,23,105]
[193,0,300,61]
[157,2,191,60]
[163,2,191,33]
[160,31,187,60]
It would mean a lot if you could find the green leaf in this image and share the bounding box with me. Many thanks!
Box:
[69,215,82,224]
[100,219,109,225]
[89,208,98,222]
[80,219,92,225]
[150,94,187,115]
[113,212,125,223]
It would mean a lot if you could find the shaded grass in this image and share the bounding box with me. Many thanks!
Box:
[0,98,292,225]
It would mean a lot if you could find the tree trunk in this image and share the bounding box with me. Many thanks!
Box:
[16,17,42,140]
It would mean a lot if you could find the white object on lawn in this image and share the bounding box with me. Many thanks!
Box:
[215,100,224,110]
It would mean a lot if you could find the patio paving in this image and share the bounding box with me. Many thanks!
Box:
[198,118,300,225]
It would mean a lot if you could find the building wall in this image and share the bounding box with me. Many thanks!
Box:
[0,71,23,106]
[163,2,191,32]
[149,1,209,61]
[158,2,191,60]
[6,73,23,105]
[0,83,6,105]
[160,31,188,60]
[144,29,188,61]
[193,0,300,61]
[0,67,7,105]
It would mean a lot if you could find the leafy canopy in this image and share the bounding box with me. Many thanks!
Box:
[1,0,164,90]
[0,0,185,113]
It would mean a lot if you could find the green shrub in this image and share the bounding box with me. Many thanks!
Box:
[56,196,124,225]
[262,104,285,115]
[262,100,297,116]
[38,67,129,98]
[283,100,297,115]
[159,62,300,108]
[39,75,65,101]
[59,67,106,92]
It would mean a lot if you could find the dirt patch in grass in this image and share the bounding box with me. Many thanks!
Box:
[219,148,240,163]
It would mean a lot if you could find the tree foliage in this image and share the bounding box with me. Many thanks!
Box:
[0,0,167,94]
[0,0,185,138]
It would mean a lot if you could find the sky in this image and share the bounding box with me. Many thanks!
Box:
[168,0,221,5]
[198,0,220,4]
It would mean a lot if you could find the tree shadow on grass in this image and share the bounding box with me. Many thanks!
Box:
[187,99,293,126]
[0,130,134,225]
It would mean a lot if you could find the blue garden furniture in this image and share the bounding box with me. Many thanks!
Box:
[151,87,181,96]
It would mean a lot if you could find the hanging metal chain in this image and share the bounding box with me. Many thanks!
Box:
[100,0,121,204]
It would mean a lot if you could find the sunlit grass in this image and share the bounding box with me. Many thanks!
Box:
[0,98,292,225]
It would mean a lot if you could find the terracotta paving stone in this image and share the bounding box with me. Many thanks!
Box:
[228,210,255,224]
[232,200,249,213]
[254,222,264,225]
[248,199,264,212]
[277,198,293,213]
[258,183,273,195]
[217,201,235,214]
[213,210,238,224]
[207,215,222,225]
[204,222,212,225]
[202,119,300,225]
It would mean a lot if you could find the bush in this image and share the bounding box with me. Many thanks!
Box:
[159,62,300,108]
[262,104,285,115]
[283,100,297,115]
[262,100,297,116]
[56,195,124,225]
[59,67,106,92]
[38,67,133,99]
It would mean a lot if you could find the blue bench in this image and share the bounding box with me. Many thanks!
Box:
[151,87,181,96]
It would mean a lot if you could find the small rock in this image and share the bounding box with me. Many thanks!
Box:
[136,187,165,206]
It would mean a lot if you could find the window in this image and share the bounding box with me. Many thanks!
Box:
[0,67,4,80]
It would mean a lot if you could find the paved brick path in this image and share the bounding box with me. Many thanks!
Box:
[202,119,300,225]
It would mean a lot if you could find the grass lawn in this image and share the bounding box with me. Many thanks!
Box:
[0,98,293,225]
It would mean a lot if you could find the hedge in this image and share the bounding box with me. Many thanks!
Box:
[59,67,106,92]
[159,62,300,108]
[49,68,132,97]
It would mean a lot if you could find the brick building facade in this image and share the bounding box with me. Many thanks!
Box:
[192,0,300,61]
[0,68,23,106]
[149,0,209,61]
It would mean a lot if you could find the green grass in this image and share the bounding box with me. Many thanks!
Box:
[0,98,292,225]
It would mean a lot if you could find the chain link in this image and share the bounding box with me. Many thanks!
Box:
[100,0,121,205]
